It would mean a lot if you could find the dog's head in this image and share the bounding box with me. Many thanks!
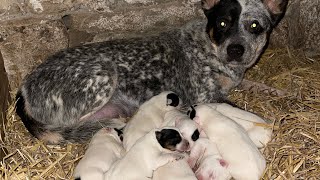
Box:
[187,104,216,127]
[202,0,288,68]
[155,127,190,152]
[175,118,200,149]
[148,91,181,111]
[94,127,122,143]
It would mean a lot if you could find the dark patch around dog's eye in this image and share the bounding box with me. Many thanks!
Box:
[166,93,180,107]
[155,129,182,151]
[75,177,81,180]
[204,0,242,45]
[247,20,264,35]
[191,129,200,141]
[216,17,231,31]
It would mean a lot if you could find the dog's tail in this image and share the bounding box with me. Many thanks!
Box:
[15,91,125,144]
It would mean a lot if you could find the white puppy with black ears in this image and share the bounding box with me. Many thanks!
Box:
[104,127,189,180]
[188,137,231,180]
[122,91,181,151]
[189,104,266,180]
[74,127,124,180]
[153,110,200,180]
[204,103,272,148]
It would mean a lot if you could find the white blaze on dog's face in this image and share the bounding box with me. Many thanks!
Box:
[202,0,288,68]
[155,127,190,152]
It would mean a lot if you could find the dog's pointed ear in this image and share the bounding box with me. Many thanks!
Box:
[263,0,288,14]
[201,0,220,10]
[262,0,289,25]
[188,106,197,120]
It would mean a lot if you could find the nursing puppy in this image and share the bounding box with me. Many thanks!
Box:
[162,109,200,148]
[153,110,200,180]
[74,127,124,180]
[203,103,272,148]
[188,138,231,180]
[15,0,288,144]
[104,127,189,180]
[189,104,266,180]
[122,91,181,151]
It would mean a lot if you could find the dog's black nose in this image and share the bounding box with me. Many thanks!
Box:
[227,44,245,60]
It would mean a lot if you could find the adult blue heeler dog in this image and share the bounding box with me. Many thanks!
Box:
[16,0,288,144]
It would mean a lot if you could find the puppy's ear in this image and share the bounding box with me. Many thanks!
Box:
[166,93,180,107]
[155,131,162,141]
[114,128,123,141]
[188,106,196,120]
[201,0,220,10]
[191,129,200,141]
[262,0,289,25]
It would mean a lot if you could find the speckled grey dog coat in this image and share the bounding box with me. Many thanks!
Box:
[16,0,288,143]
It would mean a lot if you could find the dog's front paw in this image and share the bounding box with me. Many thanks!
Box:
[173,154,185,161]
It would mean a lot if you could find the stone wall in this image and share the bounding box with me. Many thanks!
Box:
[0,0,319,91]
[269,0,320,57]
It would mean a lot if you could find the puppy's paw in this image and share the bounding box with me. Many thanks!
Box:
[173,154,185,161]
[155,153,184,168]
[187,157,197,169]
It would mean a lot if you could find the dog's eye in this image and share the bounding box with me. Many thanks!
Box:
[219,20,228,28]
[248,20,263,34]
[220,21,227,27]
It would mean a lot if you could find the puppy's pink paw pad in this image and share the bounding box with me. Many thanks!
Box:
[219,159,228,167]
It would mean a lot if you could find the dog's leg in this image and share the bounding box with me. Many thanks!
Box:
[239,79,287,96]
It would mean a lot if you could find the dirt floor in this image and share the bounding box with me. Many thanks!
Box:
[1,48,319,179]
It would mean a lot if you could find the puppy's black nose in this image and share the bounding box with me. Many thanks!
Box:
[227,44,245,60]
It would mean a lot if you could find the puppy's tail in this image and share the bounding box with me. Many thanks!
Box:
[15,91,125,144]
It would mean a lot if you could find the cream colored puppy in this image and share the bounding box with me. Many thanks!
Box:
[188,138,231,180]
[153,110,200,180]
[74,127,124,180]
[104,127,189,180]
[162,109,200,148]
[123,91,181,151]
[190,104,266,180]
[196,103,272,148]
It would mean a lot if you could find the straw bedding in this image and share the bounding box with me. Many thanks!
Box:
[1,48,319,179]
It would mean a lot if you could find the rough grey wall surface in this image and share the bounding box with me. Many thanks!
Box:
[269,0,320,57]
[0,0,319,90]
